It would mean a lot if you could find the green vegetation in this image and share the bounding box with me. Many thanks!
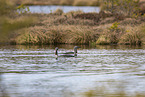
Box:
[0,0,37,43]
[16,4,30,14]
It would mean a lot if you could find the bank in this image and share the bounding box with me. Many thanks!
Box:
[11,10,145,45]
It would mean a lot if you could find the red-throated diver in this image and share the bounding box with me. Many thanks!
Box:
[55,46,80,59]
[63,46,80,56]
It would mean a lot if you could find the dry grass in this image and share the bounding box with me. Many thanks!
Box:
[11,0,101,6]
[119,24,145,45]
[60,0,74,5]
[73,0,89,6]
[14,25,99,44]
[10,8,145,45]
[53,8,64,15]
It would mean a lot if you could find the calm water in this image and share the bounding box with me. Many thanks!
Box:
[0,45,145,97]
[28,5,100,13]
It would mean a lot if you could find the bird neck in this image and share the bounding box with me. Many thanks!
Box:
[55,50,58,58]
[74,49,77,56]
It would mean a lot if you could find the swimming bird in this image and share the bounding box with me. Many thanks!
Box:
[55,47,58,59]
[63,46,81,57]
[55,46,80,58]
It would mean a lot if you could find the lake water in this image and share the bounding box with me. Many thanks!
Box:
[28,5,100,13]
[0,45,145,97]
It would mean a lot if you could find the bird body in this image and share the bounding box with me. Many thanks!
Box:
[63,46,80,56]
[55,47,58,59]
[59,54,75,57]
[55,46,80,59]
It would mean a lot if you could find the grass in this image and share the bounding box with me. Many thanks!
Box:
[119,24,145,45]
[14,24,99,45]
[0,15,37,43]
[1,0,145,45]
[10,9,145,45]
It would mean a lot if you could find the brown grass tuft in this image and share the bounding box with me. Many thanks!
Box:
[53,8,64,15]
[14,25,99,45]
[119,25,145,45]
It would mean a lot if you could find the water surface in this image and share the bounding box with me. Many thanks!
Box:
[0,45,145,97]
[28,5,100,13]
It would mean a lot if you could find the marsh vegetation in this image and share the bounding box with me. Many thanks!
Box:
[12,12,145,45]
[1,0,145,45]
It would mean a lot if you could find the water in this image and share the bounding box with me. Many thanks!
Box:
[0,45,145,97]
[28,5,100,13]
